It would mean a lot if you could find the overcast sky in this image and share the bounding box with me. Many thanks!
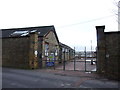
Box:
[0,0,119,51]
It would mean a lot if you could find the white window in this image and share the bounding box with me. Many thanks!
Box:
[66,49,68,53]
[62,48,65,52]
[45,43,49,56]
[54,46,58,56]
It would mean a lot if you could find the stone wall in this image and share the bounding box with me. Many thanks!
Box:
[0,30,2,67]
[105,32,120,79]
[96,26,106,73]
[2,32,39,69]
[96,26,120,80]
[59,45,74,64]
[41,31,59,67]
[37,37,43,68]
[29,32,38,69]
[2,37,30,69]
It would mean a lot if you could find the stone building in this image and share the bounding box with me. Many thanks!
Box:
[96,25,120,80]
[59,42,74,63]
[1,25,60,69]
[1,31,38,69]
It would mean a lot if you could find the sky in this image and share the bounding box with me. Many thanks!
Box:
[0,0,119,51]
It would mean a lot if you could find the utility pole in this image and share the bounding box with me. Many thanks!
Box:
[91,40,93,65]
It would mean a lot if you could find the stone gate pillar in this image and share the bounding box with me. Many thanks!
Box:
[29,32,38,69]
[96,26,106,74]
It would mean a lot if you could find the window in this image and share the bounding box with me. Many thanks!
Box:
[55,46,58,56]
[45,43,49,56]
[62,48,65,52]
[66,49,68,53]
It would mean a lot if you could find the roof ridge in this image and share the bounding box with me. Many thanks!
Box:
[1,25,54,30]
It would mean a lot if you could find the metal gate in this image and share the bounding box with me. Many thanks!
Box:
[43,47,97,72]
[54,47,97,72]
[54,58,96,72]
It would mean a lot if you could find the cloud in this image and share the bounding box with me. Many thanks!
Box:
[0,0,118,50]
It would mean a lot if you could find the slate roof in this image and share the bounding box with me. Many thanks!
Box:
[0,25,59,43]
[59,42,74,51]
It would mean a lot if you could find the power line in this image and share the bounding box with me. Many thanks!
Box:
[56,15,115,28]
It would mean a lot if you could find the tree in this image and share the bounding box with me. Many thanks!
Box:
[115,1,120,23]
[118,1,120,30]
[113,0,120,30]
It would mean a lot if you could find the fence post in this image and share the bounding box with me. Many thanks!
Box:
[54,52,55,70]
[85,47,87,72]
[74,47,76,71]
[63,49,65,70]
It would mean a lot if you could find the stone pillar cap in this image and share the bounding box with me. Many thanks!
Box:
[96,25,105,29]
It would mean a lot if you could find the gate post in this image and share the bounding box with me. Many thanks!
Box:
[85,47,87,72]
[63,49,65,70]
[74,47,76,71]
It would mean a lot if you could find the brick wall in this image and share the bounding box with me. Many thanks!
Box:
[96,26,120,80]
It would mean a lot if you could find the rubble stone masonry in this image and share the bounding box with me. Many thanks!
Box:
[2,32,38,69]
[96,26,120,80]
[2,37,30,69]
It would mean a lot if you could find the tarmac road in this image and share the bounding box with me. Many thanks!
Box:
[2,68,80,88]
[2,68,119,88]
[79,79,119,88]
